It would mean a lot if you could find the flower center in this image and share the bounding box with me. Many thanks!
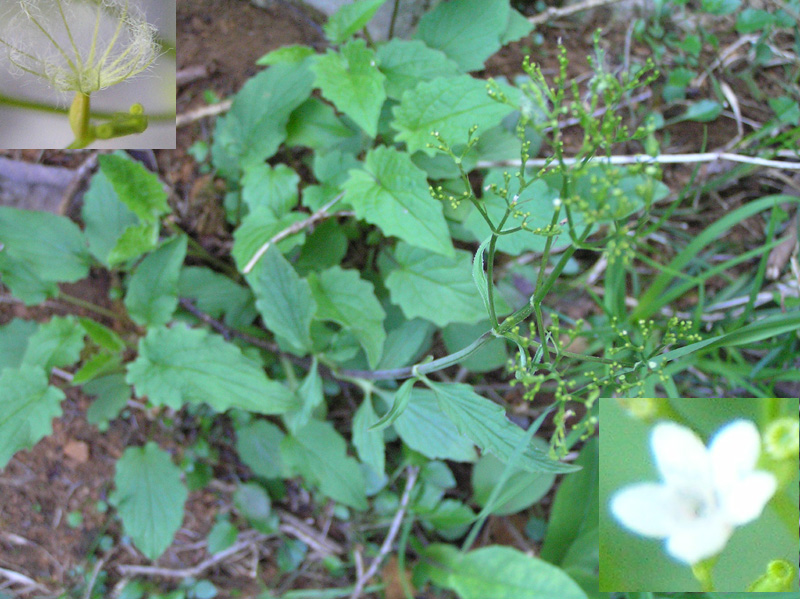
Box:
[678,486,718,520]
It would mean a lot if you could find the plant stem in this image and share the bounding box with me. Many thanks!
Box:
[58,291,119,320]
[691,557,717,592]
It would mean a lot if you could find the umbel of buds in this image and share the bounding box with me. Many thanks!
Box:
[0,0,158,146]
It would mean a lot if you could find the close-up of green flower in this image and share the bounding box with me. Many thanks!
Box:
[0,0,158,94]
[0,0,163,148]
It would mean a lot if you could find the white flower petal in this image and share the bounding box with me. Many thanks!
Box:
[709,419,761,491]
[665,513,733,564]
[651,421,712,489]
[719,470,777,525]
[610,483,688,538]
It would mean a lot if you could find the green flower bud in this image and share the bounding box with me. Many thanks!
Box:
[764,417,800,460]
[747,559,795,592]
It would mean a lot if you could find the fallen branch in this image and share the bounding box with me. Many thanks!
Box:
[349,466,420,599]
[477,151,800,170]
[176,99,233,128]
[528,0,625,25]
[116,531,268,578]
[242,193,347,274]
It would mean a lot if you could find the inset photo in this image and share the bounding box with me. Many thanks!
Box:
[0,0,175,148]
[600,397,799,592]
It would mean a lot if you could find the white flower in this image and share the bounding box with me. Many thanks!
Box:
[610,419,777,565]
[0,0,158,94]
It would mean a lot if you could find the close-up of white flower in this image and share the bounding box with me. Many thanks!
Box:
[0,0,158,95]
[610,419,777,565]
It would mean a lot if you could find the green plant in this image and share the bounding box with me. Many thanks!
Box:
[2,0,799,596]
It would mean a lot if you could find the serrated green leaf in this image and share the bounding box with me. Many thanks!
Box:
[281,419,368,510]
[768,96,800,126]
[0,366,64,469]
[383,243,486,327]
[72,351,122,385]
[311,39,386,138]
[84,374,130,430]
[178,266,257,329]
[343,146,453,256]
[312,149,361,187]
[207,519,238,554]
[124,235,187,327]
[679,99,723,123]
[391,75,518,155]
[294,219,350,275]
[256,44,315,66]
[308,266,385,368]
[235,419,285,479]
[78,318,126,353]
[106,221,160,266]
[0,319,37,371]
[233,481,272,532]
[0,206,89,283]
[375,318,434,370]
[422,499,475,540]
[285,97,362,152]
[246,245,316,354]
[323,0,387,43]
[371,378,415,432]
[241,163,300,218]
[353,395,385,475]
[701,0,740,14]
[414,0,509,71]
[126,324,295,414]
[500,8,534,45]
[212,63,314,180]
[82,168,139,266]
[284,360,324,434]
[426,381,580,474]
[21,315,85,371]
[97,155,169,223]
[232,208,307,273]
[392,388,478,463]
[0,207,90,303]
[375,39,461,100]
[422,544,588,599]
[113,442,188,560]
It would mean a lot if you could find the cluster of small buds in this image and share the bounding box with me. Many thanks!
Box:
[661,316,702,346]
[605,229,635,267]
[485,78,510,105]
[429,184,470,210]
[617,397,659,419]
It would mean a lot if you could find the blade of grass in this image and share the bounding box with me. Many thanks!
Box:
[632,195,800,321]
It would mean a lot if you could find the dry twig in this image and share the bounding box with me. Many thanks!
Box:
[528,0,625,25]
[242,192,347,274]
[176,99,233,127]
[349,466,420,599]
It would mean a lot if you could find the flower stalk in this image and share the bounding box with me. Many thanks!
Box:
[69,91,90,140]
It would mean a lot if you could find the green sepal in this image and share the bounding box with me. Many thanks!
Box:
[746,559,795,591]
